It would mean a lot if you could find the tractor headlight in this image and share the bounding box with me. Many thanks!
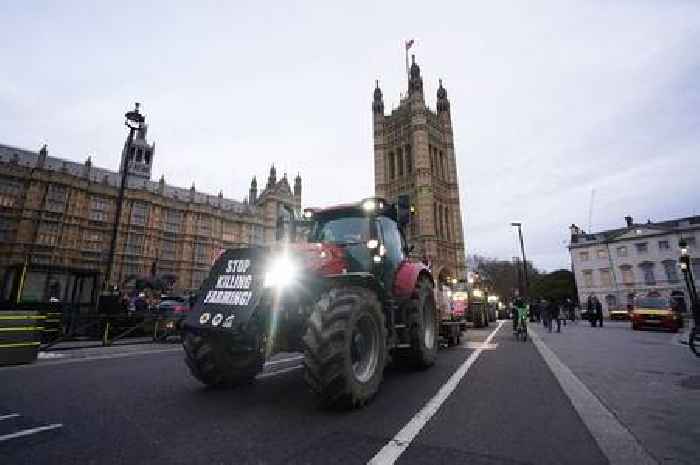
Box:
[263,256,297,288]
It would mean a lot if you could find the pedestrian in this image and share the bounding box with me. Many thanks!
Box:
[595,297,604,328]
[512,300,519,334]
[587,296,596,327]
[549,300,562,332]
[542,299,551,331]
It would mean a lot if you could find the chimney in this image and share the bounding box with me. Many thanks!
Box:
[624,215,633,227]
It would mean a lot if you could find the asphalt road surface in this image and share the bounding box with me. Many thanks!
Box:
[1,319,697,465]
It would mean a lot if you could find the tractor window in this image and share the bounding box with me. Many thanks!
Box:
[379,216,404,264]
[310,216,370,245]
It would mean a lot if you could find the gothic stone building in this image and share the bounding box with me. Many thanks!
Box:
[373,55,466,285]
[0,120,301,306]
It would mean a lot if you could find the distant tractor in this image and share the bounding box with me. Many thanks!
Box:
[468,288,488,328]
[182,197,440,408]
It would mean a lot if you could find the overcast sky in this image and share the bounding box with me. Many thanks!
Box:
[2,1,699,271]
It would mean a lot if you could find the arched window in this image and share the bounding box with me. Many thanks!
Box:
[662,259,679,283]
[445,206,450,241]
[397,147,404,177]
[619,264,634,284]
[439,151,445,179]
[638,262,655,285]
[387,152,395,180]
[433,204,437,237]
[405,145,412,174]
[438,205,444,238]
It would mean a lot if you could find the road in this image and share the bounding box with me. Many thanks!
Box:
[1,319,697,465]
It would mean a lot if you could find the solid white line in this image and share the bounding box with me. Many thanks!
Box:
[368,320,505,465]
[0,423,63,442]
[265,355,304,366]
[530,330,658,465]
[0,413,20,421]
[257,364,303,379]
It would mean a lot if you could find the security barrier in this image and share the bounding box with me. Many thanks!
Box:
[0,311,43,365]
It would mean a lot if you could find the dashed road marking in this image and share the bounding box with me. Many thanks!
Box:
[368,320,505,465]
[0,423,63,442]
[530,330,658,465]
[265,355,304,367]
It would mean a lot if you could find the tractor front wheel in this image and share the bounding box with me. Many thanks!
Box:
[183,326,264,387]
[303,286,387,409]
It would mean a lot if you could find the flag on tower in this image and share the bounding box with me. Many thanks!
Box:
[405,39,415,50]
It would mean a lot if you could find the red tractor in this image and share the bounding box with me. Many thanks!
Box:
[182,198,439,408]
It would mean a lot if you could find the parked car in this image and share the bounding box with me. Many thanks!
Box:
[155,297,190,341]
[609,308,631,321]
[630,297,682,332]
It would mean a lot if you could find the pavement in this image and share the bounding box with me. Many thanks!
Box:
[0,319,697,465]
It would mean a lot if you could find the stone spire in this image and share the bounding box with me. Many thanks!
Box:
[436,78,450,113]
[294,173,302,199]
[249,176,258,204]
[372,80,384,115]
[37,144,48,168]
[267,164,277,188]
[408,54,423,96]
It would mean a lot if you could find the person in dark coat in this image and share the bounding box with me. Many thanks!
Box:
[542,299,551,331]
[550,300,562,332]
[587,296,595,327]
[595,298,604,327]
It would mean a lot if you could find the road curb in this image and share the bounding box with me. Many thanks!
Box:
[530,329,658,465]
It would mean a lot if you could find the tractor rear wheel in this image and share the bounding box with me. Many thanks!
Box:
[397,277,438,368]
[303,286,387,409]
[183,327,264,387]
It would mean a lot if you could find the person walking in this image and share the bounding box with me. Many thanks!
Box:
[587,296,596,327]
[550,300,562,332]
[595,297,604,327]
[542,299,552,332]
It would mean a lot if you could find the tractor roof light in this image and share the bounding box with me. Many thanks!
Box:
[361,198,384,214]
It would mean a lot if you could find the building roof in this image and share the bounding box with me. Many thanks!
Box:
[0,143,253,213]
[569,215,700,247]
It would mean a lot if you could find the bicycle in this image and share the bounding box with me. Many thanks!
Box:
[515,309,528,342]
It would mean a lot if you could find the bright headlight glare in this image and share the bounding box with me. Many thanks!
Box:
[366,239,379,249]
[362,199,377,212]
[264,256,297,287]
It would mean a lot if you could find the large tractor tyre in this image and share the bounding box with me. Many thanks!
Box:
[397,277,438,368]
[303,286,387,409]
[183,329,264,388]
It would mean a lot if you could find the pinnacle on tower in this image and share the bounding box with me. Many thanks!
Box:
[373,80,384,114]
[437,78,450,112]
[294,173,302,198]
[408,54,423,95]
[267,164,277,188]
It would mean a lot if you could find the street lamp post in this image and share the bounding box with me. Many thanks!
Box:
[511,222,529,299]
[105,103,145,291]
[679,239,699,326]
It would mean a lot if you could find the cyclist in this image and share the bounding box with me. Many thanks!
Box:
[513,298,528,336]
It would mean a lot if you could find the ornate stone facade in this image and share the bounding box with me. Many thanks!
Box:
[373,55,466,284]
[0,125,301,302]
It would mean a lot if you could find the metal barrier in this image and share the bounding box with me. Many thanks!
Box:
[0,311,43,365]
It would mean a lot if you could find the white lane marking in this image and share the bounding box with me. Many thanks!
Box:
[265,355,304,367]
[0,423,63,442]
[368,320,505,465]
[530,330,658,465]
[0,413,20,421]
[257,365,303,379]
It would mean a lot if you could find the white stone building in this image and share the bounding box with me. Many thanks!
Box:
[568,215,700,315]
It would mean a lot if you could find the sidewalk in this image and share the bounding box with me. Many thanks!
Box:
[531,320,700,465]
